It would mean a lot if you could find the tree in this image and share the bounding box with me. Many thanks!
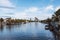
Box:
[47,18,51,23]
[0,18,4,23]
[0,18,4,26]
[55,9,60,16]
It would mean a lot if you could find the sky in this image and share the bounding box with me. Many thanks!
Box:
[0,0,60,20]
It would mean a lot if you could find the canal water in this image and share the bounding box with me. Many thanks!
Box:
[0,22,55,40]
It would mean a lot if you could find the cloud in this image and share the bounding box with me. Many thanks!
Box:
[0,0,15,7]
[0,0,15,17]
[0,0,54,20]
[37,13,52,20]
[0,0,55,20]
[55,6,60,11]
[45,5,54,11]
[0,8,14,13]
[16,6,53,20]
[25,7,39,13]
[14,12,27,19]
[5,13,14,15]
[0,6,15,9]
[4,5,54,20]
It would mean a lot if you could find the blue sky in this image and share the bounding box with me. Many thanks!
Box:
[0,0,60,20]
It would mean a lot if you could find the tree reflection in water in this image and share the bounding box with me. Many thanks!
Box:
[45,25,60,40]
[53,32,60,40]
[6,25,12,31]
[0,24,4,32]
[6,23,23,31]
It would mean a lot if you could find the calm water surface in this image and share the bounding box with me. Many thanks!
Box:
[0,22,54,40]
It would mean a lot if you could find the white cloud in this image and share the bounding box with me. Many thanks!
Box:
[0,8,14,13]
[18,6,53,20]
[0,0,16,17]
[0,0,15,12]
[0,0,54,20]
[13,7,39,19]
[0,0,15,7]
[25,7,39,13]
[14,12,27,19]
[45,5,54,11]
[37,13,52,20]
[55,6,60,11]
[11,5,54,20]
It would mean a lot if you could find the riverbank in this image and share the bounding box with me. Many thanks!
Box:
[0,17,41,26]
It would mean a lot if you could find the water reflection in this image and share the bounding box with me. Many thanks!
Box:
[6,23,23,31]
[0,24,3,32]
[0,22,56,40]
[35,22,38,27]
[52,32,60,40]
[6,25,12,31]
[45,24,60,40]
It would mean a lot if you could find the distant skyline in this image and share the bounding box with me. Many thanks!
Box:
[0,0,60,20]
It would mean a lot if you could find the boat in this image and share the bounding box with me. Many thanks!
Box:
[45,25,49,30]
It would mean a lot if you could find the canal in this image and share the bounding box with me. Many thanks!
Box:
[0,22,55,40]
